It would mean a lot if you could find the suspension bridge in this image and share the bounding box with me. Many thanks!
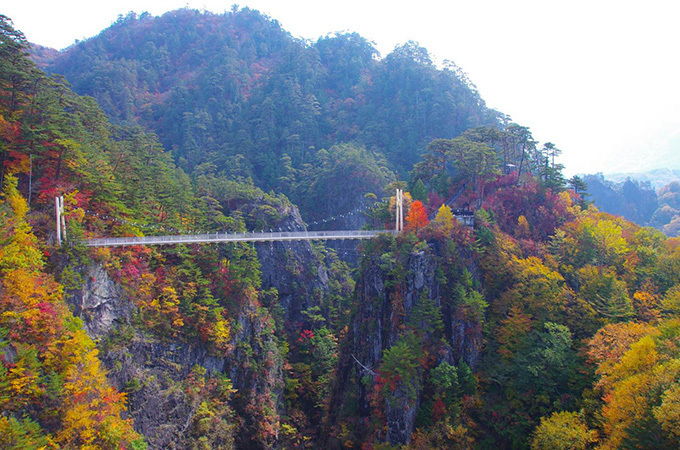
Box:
[55,189,472,248]
[83,229,397,247]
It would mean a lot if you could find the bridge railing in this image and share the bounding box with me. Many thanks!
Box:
[84,229,397,247]
[82,216,473,248]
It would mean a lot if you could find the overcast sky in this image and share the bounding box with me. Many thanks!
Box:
[5,0,680,176]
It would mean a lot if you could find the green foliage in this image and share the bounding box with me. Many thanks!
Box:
[42,9,499,215]
[454,280,488,325]
[292,143,393,221]
[408,293,444,338]
[577,265,633,321]
[430,361,459,394]
[0,415,50,450]
[379,334,422,404]
[456,362,476,397]
[410,178,428,202]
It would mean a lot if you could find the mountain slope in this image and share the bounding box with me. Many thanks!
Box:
[43,8,498,208]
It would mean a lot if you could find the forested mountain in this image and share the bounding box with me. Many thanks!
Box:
[3,9,680,450]
[40,8,498,221]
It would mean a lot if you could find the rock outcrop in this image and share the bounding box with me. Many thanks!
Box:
[68,264,132,338]
[328,234,482,446]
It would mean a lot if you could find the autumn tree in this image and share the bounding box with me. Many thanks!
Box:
[531,411,597,450]
[405,200,429,232]
[585,321,680,448]
[433,203,454,234]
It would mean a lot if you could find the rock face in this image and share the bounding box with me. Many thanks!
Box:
[66,196,481,448]
[68,264,132,338]
[68,263,290,449]
[67,201,337,448]
[100,337,227,448]
[339,247,440,444]
[255,203,331,326]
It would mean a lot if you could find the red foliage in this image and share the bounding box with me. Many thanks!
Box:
[483,177,573,241]
[298,329,315,342]
[209,260,231,295]
[432,397,447,422]
[427,191,445,211]
[2,150,29,174]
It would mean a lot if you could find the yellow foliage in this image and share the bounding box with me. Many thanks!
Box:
[53,328,140,448]
[516,215,530,238]
[159,285,183,330]
[0,177,43,274]
[2,267,63,309]
[0,181,142,448]
[433,204,454,234]
[409,420,474,448]
[531,411,597,450]
[632,291,662,322]
[505,256,567,321]
[211,319,232,352]
[136,272,156,304]
[603,371,654,447]
[593,324,680,448]
[608,335,658,385]
[591,218,631,266]
[6,354,44,410]
[601,358,680,448]
[587,321,655,390]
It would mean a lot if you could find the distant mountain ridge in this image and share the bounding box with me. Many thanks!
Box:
[583,172,680,236]
[604,168,680,190]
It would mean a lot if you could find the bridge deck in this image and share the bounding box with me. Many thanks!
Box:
[84,229,397,247]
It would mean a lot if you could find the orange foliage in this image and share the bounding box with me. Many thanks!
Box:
[632,290,662,322]
[587,321,656,390]
[405,200,429,232]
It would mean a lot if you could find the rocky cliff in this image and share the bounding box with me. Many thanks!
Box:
[327,232,483,446]
[65,202,345,448]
